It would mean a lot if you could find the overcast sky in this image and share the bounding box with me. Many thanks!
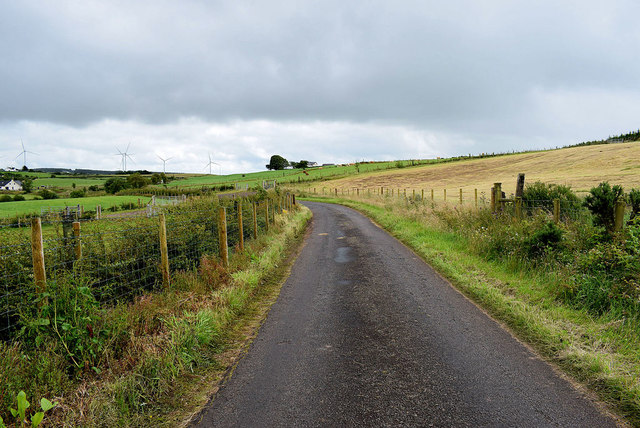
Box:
[1,1,639,174]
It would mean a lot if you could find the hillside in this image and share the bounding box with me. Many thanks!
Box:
[319,142,640,196]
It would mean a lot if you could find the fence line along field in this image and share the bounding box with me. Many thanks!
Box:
[312,142,640,196]
[0,195,152,218]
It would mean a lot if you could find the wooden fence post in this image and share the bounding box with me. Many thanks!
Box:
[158,213,170,288]
[218,206,229,268]
[264,201,269,231]
[614,200,626,232]
[292,194,296,206]
[421,189,424,201]
[237,201,244,251]
[431,189,434,202]
[459,189,463,205]
[515,197,522,219]
[31,218,47,298]
[475,189,478,208]
[73,221,82,260]
[443,189,447,202]
[553,199,560,223]
[493,183,502,213]
[252,202,258,239]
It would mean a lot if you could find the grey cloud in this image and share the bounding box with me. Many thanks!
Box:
[2,0,639,131]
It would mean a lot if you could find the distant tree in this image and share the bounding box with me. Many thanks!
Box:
[22,178,33,193]
[151,173,162,185]
[291,160,309,169]
[104,177,129,194]
[70,189,86,198]
[21,165,28,171]
[266,155,289,170]
[38,189,58,200]
[127,172,150,189]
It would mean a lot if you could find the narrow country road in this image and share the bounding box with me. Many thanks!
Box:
[192,202,618,427]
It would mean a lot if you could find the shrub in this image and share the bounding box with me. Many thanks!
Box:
[69,189,85,198]
[584,182,624,232]
[13,195,25,202]
[524,221,564,256]
[629,188,640,221]
[0,195,12,202]
[37,189,58,200]
[522,181,581,213]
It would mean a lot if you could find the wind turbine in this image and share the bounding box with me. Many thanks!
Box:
[157,155,172,174]
[115,142,134,171]
[15,139,38,169]
[204,153,220,175]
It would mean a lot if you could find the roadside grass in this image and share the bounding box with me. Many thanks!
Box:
[301,194,640,425]
[0,205,311,427]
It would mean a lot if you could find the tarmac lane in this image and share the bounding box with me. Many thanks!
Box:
[191,201,619,427]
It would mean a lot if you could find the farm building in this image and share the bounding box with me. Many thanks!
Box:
[0,179,23,191]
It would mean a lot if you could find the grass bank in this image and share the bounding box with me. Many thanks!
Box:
[0,205,311,427]
[301,195,639,426]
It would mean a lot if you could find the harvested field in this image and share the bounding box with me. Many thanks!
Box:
[317,142,640,197]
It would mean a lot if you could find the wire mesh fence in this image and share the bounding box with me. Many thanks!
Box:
[0,194,292,340]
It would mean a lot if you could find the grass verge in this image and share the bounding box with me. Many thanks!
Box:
[0,205,311,427]
[301,195,639,426]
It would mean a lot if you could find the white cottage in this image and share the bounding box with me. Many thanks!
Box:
[0,180,23,191]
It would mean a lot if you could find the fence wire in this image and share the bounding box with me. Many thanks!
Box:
[0,195,284,340]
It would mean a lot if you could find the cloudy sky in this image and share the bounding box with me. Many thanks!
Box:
[1,1,639,174]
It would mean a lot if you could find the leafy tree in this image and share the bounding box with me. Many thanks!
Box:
[266,155,289,170]
[21,178,33,193]
[104,177,129,194]
[584,182,624,231]
[70,189,86,198]
[291,160,309,169]
[151,173,161,185]
[127,173,150,189]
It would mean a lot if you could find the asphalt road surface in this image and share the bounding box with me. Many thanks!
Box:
[192,201,618,427]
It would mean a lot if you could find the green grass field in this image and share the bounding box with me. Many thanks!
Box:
[31,177,109,188]
[0,195,152,218]
[160,160,433,190]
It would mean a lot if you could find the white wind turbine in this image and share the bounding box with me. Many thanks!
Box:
[115,142,134,171]
[204,153,220,175]
[157,155,172,174]
[15,139,38,168]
